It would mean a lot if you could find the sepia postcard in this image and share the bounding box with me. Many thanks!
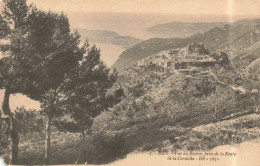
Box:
[0,0,260,165]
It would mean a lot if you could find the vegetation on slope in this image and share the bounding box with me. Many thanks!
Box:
[113,18,260,72]
[90,60,259,162]
[1,45,259,165]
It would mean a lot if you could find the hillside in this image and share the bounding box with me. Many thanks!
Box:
[247,57,260,79]
[113,18,260,72]
[2,36,259,165]
[75,29,142,48]
[147,22,227,38]
[2,49,259,165]
[92,53,260,160]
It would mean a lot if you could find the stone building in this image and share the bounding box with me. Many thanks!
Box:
[185,43,209,55]
[136,43,218,71]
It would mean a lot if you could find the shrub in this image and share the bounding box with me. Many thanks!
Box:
[128,83,145,97]
[80,131,129,164]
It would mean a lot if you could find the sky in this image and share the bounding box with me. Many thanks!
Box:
[27,0,260,16]
[0,157,7,166]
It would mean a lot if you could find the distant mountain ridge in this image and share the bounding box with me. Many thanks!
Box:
[113,18,260,72]
[74,29,142,48]
[147,22,227,38]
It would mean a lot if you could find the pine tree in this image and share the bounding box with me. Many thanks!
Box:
[27,8,87,164]
[0,0,33,164]
[0,1,86,164]
[54,45,124,164]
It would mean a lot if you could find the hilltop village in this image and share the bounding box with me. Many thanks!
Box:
[135,43,225,72]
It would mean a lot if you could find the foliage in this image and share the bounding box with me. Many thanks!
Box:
[14,107,44,135]
[0,0,40,97]
[0,1,87,164]
[0,117,9,149]
[210,51,230,66]
[27,8,88,164]
[0,0,36,164]
[57,45,124,136]
[28,8,87,118]
[195,77,216,97]
[128,82,145,98]
[80,131,128,164]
